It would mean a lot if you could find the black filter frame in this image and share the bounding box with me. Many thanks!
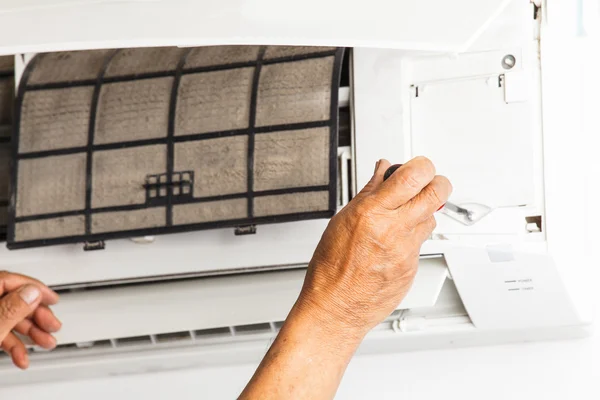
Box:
[0,65,14,241]
[7,47,345,249]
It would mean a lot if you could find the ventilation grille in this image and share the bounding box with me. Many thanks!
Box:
[0,299,472,363]
[28,321,286,359]
[0,312,407,362]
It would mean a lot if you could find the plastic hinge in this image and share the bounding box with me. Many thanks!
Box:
[83,241,105,251]
[234,225,257,236]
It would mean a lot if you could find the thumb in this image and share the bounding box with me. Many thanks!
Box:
[0,285,41,342]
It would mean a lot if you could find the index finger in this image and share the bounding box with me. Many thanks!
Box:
[0,272,59,305]
[371,156,436,210]
[397,175,452,228]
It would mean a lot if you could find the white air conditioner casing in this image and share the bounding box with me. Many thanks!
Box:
[0,0,591,387]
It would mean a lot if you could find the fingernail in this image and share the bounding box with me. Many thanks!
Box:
[19,285,40,305]
[374,160,381,174]
[18,353,29,370]
[51,319,62,332]
[50,290,60,304]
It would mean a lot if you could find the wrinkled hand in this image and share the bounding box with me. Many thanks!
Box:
[0,272,61,369]
[296,157,452,339]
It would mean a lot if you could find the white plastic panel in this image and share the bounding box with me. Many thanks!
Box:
[352,45,544,250]
[0,0,511,55]
[46,257,447,344]
[352,47,406,190]
[467,0,534,52]
[408,47,526,84]
[0,323,591,388]
[445,247,581,330]
[0,0,132,12]
[3,220,328,286]
[410,74,536,208]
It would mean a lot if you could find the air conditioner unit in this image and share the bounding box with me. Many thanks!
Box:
[0,0,591,387]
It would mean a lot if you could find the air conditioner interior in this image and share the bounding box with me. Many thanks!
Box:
[0,41,543,289]
[0,46,356,283]
[0,46,354,275]
[0,46,375,359]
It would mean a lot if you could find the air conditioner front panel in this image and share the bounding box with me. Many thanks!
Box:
[0,0,511,55]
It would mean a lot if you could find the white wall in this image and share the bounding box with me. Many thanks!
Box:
[0,327,598,400]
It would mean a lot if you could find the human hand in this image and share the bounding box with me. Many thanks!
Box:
[0,271,61,369]
[240,157,451,399]
[296,157,452,341]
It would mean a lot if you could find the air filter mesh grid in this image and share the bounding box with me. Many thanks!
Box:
[8,46,344,248]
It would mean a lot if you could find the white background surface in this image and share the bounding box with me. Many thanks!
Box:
[1,1,599,399]
[2,337,596,400]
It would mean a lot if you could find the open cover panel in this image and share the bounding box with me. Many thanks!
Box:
[0,0,511,54]
[8,46,344,249]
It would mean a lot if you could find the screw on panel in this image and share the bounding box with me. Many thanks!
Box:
[501,54,516,70]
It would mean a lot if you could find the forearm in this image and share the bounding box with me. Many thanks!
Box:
[239,301,363,400]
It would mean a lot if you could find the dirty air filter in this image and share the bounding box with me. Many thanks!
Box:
[0,56,13,239]
[8,46,344,249]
